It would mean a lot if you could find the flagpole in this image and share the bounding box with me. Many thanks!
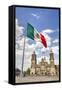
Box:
[21,36,25,76]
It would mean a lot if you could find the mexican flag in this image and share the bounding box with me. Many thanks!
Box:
[27,23,47,48]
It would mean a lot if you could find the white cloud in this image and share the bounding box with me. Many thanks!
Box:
[31,13,40,19]
[15,18,25,50]
[42,29,54,34]
[53,39,59,43]
[51,46,59,55]
[41,47,49,52]
[16,19,24,41]
[16,18,18,25]
[35,42,42,48]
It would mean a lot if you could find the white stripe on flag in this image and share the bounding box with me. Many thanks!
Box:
[34,28,41,42]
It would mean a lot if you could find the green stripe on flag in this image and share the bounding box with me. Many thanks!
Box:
[27,23,34,40]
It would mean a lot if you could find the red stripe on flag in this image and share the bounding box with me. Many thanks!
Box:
[40,33,47,48]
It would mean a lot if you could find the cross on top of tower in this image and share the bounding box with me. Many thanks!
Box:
[50,49,53,53]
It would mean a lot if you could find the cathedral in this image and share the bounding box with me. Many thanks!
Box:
[30,49,59,76]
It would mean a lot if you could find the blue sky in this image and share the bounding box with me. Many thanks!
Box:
[15,7,59,70]
[16,7,59,30]
[16,7,59,45]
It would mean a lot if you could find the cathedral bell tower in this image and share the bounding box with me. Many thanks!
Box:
[49,49,56,75]
[30,51,37,75]
[49,49,54,65]
[31,51,37,68]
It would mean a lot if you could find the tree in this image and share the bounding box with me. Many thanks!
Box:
[26,68,30,75]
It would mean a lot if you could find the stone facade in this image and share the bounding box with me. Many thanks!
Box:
[30,50,59,76]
